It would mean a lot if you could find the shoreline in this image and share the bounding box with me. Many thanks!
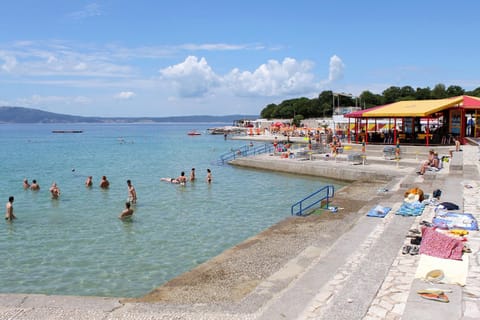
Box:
[1,144,478,319]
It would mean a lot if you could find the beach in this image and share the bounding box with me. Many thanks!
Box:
[0,136,479,319]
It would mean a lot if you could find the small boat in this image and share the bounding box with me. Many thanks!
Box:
[187,130,201,136]
[52,130,83,133]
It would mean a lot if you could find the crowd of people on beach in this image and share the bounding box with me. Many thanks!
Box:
[6,168,213,223]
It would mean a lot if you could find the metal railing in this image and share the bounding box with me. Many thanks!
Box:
[291,185,335,216]
[214,143,274,165]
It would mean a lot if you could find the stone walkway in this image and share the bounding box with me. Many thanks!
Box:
[0,145,478,319]
[363,145,480,320]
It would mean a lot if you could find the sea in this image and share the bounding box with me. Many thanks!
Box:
[0,123,345,298]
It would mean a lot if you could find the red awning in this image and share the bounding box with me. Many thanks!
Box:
[461,95,480,109]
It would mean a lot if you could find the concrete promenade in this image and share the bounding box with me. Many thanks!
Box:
[0,144,479,319]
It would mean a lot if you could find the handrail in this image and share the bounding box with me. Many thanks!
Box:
[215,143,274,165]
[291,185,335,216]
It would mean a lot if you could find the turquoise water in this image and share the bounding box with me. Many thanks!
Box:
[0,123,345,298]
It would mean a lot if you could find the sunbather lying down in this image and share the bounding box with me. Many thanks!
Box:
[161,178,185,185]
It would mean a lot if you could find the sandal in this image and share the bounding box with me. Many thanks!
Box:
[402,245,412,254]
[410,236,422,245]
[418,292,449,303]
[420,220,433,227]
[410,245,420,255]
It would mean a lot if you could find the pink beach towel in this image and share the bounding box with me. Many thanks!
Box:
[419,227,464,260]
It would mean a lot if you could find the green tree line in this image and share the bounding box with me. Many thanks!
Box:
[260,84,480,122]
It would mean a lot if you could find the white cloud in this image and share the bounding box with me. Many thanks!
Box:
[328,55,345,82]
[115,91,136,99]
[74,62,88,71]
[0,53,17,72]
[158,55,341,99]
[159,56,219,97]
[68,3,102,20]
[17,94,91,106]
[225,57,316,97]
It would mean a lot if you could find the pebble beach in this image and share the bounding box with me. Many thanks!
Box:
[0,138,479,320]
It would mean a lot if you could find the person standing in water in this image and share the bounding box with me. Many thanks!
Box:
[206,168,212,183]
[85,176,93,187]
[127,179,137,204]
[30,179,40,191]
[119,202,134,220]
[23,179,30,189]
[5,196,16,221]
[49,182,61,199]
[100,176,110,189]
[189,168,196,182]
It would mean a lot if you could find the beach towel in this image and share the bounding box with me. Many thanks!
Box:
[415,254,469,286]
[432,213,479,231]
[419,227,464,260]
[366,205,391,218]
[396,201,425,216]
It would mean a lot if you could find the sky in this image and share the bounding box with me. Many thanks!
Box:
[0,0,479,117]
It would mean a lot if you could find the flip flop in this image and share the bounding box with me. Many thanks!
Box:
[402,245,412,254]
[418,292,449,303]
[410,245,420,255]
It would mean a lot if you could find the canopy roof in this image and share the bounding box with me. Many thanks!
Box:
[461,95,480,109]
[361,97,463,118]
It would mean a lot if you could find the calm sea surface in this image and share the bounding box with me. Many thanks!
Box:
[0,123,345,298]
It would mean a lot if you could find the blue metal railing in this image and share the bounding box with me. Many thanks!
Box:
[214,143,274,165]
[291,185,335,216]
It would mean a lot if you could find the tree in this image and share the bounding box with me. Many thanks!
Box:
[359,90,382,108]
[260,103,277,119]
[466,87,480,97]
[415,87,431,100]
[400,86,415,98]
[292,114,304,127]
[432,83,447,99]
[446,85,465,97]
[382,86,402,103]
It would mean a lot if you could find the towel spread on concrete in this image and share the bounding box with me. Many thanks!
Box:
[415,254,469,286]
[419,227,464,260]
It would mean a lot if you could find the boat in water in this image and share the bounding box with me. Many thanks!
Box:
[52,130,83,133]
[187,130,201,136]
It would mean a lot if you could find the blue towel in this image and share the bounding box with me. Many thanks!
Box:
[395,201,425,216]
[433,213,479,230]
[367,205,392,218]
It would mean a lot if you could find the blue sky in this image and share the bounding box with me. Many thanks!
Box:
[0,0,479,117]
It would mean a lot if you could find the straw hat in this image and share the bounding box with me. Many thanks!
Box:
[405,193,420,203]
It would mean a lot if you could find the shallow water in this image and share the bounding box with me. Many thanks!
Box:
[0,123,345,297]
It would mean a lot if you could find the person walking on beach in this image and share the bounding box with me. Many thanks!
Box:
[206,168,212,183]
[30,179,40,191]
[100,176,110,189]
[127,179,137,204]
[189,168,196,182]
[49,182,60,199]
[85,176,93,187]
[23,179,30,189]
[119,202,134,220]
[5,196,16,221]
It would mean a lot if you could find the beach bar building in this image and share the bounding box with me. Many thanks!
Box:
[344,95,480,146]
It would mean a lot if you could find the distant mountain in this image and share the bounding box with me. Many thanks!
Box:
[0,106,258,124]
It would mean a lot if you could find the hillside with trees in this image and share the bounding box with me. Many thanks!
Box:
[0,106,257,123]
[260,84,480,123]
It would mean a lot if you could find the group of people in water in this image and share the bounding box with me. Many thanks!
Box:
[6,168,213,222]
[161,168,212,185]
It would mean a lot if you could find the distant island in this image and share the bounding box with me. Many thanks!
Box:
[0,106,258,124]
